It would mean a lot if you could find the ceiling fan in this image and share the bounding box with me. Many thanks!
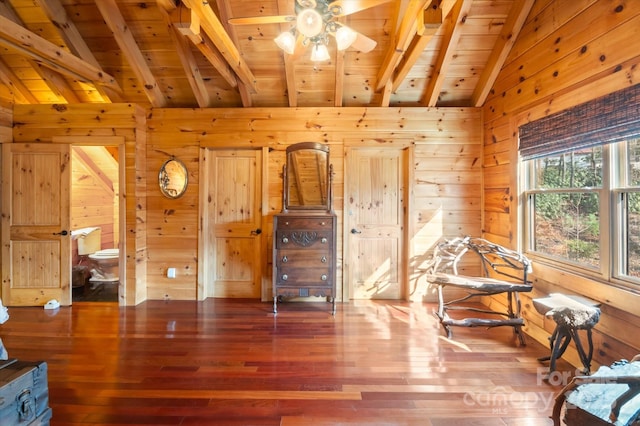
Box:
[228,0,391,61]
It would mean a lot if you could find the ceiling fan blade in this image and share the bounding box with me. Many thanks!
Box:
[328,0,393,17]
[228,15,296,25]
[350,32,377,52]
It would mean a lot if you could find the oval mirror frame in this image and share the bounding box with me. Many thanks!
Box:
[159,158,188,199]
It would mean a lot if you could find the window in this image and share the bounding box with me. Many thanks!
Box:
[523,139,640,289]
[525,147,602,268]
[619,139,640,279]
[519,83,640,289]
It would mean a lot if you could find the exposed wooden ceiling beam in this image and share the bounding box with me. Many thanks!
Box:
[214,0,252,107]
[175,14,238,90]
[380,79,393,107]
[95,0,167,107]
[35,0,124,103]
[391,4,443,94]
[157,0,211,107]
[277,0,298,107]
[471,0,535,107]
[284,54,298,107]
[35,64,82,103]
[183,0,258,94]
[422,0,472,106]
[72,148,115,194]
[0,15,120,92]
[169,23,212,108]
[0,58,39,104]
[0,1,80,103]
[375,0,429,92]
[334,50,345,107]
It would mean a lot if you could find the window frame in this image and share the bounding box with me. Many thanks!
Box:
[522,140,640,291]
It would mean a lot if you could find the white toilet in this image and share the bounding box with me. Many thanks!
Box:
[73,227,119,283]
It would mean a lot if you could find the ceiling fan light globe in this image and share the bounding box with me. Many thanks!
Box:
[335,26,357,51]
[311,43,330,62]
[275,31,296,55]
[297,8,324,38]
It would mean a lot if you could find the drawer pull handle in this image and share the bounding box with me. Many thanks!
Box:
[321,237,327,244]
[282,274,288,281]
[321,274,327,281]
[282,237,289,244]
[321,256,327,263]
[282,256,288,263]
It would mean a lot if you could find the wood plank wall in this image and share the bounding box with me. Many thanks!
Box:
[482,0,640,369]
[4,105,481,305]
[10,103,146,306]
[146,107,482,302]
[0,104,11,143]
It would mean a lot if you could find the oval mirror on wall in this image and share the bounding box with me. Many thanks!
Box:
[159,158,188,199]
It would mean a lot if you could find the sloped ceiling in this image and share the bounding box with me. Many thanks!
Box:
[0,0,534,108]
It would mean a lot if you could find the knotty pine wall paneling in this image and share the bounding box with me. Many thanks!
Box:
[482,0,640,367]
[146,107,482,303]
[11,103,146,306]
[145,110,200,301]
[134,108,148,305]
[0,105,9,279]
[7,105,481,305]
[0,103,11,143]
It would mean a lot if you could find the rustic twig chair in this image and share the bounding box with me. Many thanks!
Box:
[424,236,533,345]
[552,355,640,426]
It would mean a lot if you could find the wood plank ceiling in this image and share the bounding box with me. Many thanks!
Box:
[0,0,534,108]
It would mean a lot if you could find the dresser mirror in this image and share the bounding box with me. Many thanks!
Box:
[159,158,188,199]
[284,142,332,211]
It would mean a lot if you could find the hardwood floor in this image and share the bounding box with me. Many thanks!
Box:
[1,299,573,425]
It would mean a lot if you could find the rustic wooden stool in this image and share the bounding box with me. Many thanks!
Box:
[533,293,601,375]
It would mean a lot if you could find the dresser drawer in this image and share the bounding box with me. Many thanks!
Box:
[275,250,332,268]
[275,230,332,249]
[274,266,332,286]
[275,217,334,229]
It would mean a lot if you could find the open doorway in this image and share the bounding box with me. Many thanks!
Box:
[70,145,121,302]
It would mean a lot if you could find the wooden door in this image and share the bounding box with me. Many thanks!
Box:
[1,143,71,306]
[201,149,263,298]
[345,148,407,299]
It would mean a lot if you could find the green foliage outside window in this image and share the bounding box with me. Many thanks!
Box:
[526,139,640,286]
[532,148,602,268]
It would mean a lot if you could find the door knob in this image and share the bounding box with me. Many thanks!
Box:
[53,230,68,236]
[350,228,361,234]
[251,228,262,235]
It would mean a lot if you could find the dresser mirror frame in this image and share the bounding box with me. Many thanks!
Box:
[283,142,332,212]
[159,157,188,199]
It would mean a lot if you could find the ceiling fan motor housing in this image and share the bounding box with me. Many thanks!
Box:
[295,0,342,22]
[295,0,344,41]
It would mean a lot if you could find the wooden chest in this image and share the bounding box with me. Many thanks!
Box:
[0,360,52,425]
[272,212,337,314]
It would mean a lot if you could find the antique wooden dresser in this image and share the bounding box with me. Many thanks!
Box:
[273,142,336,314]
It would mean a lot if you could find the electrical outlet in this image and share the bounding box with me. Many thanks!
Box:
[167,267,176,279]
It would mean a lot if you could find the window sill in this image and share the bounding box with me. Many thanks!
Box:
[530,261,639,314]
